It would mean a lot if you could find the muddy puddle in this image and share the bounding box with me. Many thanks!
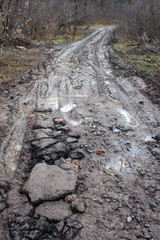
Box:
[118,108,137,126]
[106,157,130,172]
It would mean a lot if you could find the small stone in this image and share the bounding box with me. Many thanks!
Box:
[149,202,157,210]
[12,203,33,216]
[31,138,56,149]
[113,129,120,133]
[71,198,86,213]
[55,221,65,232]
[69,150,84,160]
[96,149,103,155]
[55,158,66,166]
[7,187,33,216]
[37,217,50,232]
[155,133,160,142]
[60,163,79,173]
[145,136,157,144]
[34,131,49,140]
[35,201,72,222]
[135,217,141,222]
[68,133,80,139]
[36,118,54,129]
[0,202,6,213]
[65,194,78,203]
[67,137,78,144]
[126,216,132,223]
[70,143,79,150]
[139,101,144,105]
[72,160,79,166]
[0,180,10,192]
[156,185,160,191]
[151,148,160,159]
[52,131,62,138]
[143,233,151,239]
[54,118,66,125]
[151,213,158,221]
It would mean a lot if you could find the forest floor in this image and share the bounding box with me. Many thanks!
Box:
[0,27,160,240]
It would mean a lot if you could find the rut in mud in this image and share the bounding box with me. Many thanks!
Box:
[0,27,160,240]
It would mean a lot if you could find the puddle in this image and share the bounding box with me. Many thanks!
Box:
[68,119,82,126]
[45,96,59,110]
[128,145,140,154]
[61,103,77,112]
[118,109,136,126]
[106,157,129,172]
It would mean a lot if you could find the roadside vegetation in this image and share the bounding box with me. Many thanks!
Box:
[0,47,46,84]
[114,40,160,79]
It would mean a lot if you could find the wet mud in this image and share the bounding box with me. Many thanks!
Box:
[0,27,160,240]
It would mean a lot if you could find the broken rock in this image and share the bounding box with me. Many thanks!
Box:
[60,163,79,173]
[35,201,72,222]
[151,148,160,160]
[71,198,86,213]
[22,163,77,203]
[155,133,160,142]
[65,194,78,203]
[31,138,56,149]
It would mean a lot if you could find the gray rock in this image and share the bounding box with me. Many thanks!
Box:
[52,131,62,138]
[35,108,52,113]
[60,163,79,173]
[0,180,10,192]
[37,217,50,232]
[35,201,72,221]
[7,186,33,216]
[33,130,49,140]
[67,137,78,144]
[70,143,79,150]
[55,221,65,232]
[0,202,6,213]
[71,198,86,213]
[151,148,160,159]
[36,119,54,129]
[66,218,82,230]
[69,150,84,160]
[55,158,66,166]
[68,132,80,139]
[144,233,151,239]
[31,138,56,150]
[155,133,160,142]
[53,142,69,153]
[10,203,33,217]
[22,163,77,203]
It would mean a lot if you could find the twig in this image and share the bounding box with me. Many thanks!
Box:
[104,169,112,176]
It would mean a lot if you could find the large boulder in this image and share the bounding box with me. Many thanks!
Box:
[22,163,77,204]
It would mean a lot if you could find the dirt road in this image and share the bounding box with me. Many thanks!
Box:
[0,27,160,240]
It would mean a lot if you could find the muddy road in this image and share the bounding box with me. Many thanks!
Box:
[0,27,160,240]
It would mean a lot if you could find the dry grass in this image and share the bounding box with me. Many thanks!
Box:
[114,40,160,78]
[0,47,46,84]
